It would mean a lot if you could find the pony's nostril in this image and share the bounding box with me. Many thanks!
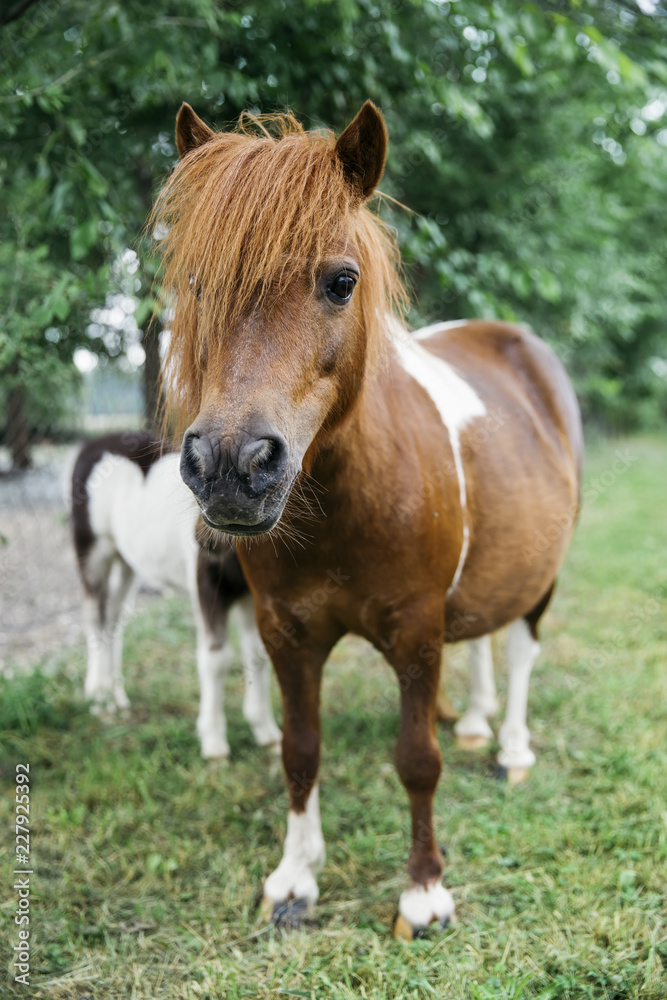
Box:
[238,434,288,486]
[244,439,273,471]
[181,431,218,489]
[189,433,218,480]
[182,428,287,497]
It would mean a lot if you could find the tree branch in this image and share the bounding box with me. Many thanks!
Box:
[0,48,115,104]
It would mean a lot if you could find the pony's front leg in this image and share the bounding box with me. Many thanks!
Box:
[454,635,499,750]
[236,595,282,752]
[387,630,455,941]
[261,641,328,926]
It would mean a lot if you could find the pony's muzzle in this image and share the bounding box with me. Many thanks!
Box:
[180,427,291,535]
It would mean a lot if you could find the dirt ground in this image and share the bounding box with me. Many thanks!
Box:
[0,444,91,674]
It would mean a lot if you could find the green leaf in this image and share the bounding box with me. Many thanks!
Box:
[70,219,99,261]
[53,296,70,322]
[79,158,109,199]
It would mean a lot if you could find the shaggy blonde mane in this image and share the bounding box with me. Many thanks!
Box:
[149,111,406,424]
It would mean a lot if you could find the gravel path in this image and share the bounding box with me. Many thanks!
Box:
[0,446,104,673]
[0,443,171,676]
[0,444,89,674]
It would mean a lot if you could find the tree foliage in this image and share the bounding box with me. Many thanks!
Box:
[1,0,666,460]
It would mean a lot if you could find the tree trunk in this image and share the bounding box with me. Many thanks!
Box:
[143,326,163,431]
[6,384,31,470]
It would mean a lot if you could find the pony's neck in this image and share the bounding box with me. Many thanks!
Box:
[307,322,400,488]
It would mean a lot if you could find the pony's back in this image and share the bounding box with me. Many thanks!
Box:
[72,431,170,574]
[71,431,202,594]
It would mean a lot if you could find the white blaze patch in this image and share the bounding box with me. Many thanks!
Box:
[264,784,325,903]
[393,324,486,594]
[413,319,470,340]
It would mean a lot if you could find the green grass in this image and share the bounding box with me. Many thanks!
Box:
[1,435,666,999]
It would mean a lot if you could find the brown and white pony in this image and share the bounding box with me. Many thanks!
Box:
[151,102,582,938]
[71,431,281,758]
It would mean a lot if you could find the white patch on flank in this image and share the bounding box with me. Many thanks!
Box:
[392,322,486,594]
[87,452,199,592]
[413,319,470,340]
[497,619,540,770]
[454,635,498,741]
[399,881,456,929]
[264,784,325,904]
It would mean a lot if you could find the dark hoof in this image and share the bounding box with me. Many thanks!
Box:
[393,913,452,941]
[494,765,509,781]
[414,915,451,939]
[262,896,315,930]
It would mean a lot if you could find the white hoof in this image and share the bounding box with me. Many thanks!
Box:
[114,689,131,712]
[87,690,119,718]
[264,861,321,906]
[253,721,283,748]
[396,882,456,938]
[454,711,494,742]
[456,734,490,751]
[199,732,230,760]
[497,724,536,771]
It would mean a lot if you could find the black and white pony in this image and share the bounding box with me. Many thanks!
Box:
[71,431,281,758]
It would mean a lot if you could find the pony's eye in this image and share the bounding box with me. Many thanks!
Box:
[327,271,357,303]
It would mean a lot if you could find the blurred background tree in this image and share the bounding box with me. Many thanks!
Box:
[1,0,666,467]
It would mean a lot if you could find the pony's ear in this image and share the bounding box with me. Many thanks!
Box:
[175,103,215,158]
[335,101,387,200]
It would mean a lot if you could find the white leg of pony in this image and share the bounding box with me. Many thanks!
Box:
[194,610,233,760]
[106,559,137,712]
[83,592,116,714]
[236,595,282,751]
[454,635,498,748]
[82,540,118,715]
[263,783,325,914]
[497,619,539,782]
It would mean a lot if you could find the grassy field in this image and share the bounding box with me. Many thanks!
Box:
[1,435,666,999]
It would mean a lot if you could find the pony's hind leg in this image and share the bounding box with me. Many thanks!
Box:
[497,585,554,784]
[105,557,137,711]
[236,595,281,751]
[193,606,233,760]
[81,538,117,714]
[454,635,498,750]
[497,621,539,783]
